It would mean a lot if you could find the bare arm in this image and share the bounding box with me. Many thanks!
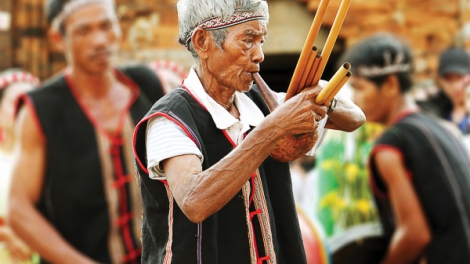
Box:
[163,86,323,223]
[325,95,366,132]
[8,106,96,264]
[375,151,431,264]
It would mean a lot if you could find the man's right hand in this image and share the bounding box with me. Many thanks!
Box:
[269,83,328,137]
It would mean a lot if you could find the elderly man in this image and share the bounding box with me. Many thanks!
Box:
[9,0,164,263]
[133,0,365,263]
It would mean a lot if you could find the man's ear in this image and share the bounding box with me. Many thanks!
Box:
[192,28,212,60]
[48,29,65,53]
[382,75,400,98]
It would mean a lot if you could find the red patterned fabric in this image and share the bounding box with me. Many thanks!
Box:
[179,11,267,47]
[0,71,40,90]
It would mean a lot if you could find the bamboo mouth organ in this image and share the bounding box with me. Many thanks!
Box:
[253,0,352,109]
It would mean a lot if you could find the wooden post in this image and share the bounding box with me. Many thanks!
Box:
[0,0,13,72]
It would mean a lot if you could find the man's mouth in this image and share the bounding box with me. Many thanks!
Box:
[89,50,112,61]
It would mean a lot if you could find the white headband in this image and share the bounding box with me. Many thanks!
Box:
[51,0,115,31]
[357,51,412,77]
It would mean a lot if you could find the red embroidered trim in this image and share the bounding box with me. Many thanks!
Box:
[133,111,200,178]
[197,12,266,30]
[110,140,140,262]
[180,84,208,111]
[121,248,142,263]
[148,60,187,81]
[112,175,132,189]
[64,68,139,142]
[258,255,271,264]
[115,212,136,226]
[180,12,267,47]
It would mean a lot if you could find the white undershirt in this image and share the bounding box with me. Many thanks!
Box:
[145,68,327,180]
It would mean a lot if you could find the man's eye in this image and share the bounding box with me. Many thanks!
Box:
[102,22,113,30]
[76,28,89,35]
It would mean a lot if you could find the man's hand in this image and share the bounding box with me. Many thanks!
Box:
[264,83,328,162]
[270,84,328,137]
[2,226,32,261]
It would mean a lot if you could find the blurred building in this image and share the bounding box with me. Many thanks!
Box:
[303,0,470,83]
[1,0,470,90]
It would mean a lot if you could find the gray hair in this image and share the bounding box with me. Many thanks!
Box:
[176,0,269,60]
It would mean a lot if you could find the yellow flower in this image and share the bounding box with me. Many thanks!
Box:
[334,197,346,210]
[322,160,334,170]
[320,191,346,210]
[356,199,371,215]
[345,163,360,182]
[320,192,337,208]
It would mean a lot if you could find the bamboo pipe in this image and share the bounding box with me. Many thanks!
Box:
[284,0,331,101]
[252,72,279,112]
[325,71,351,104]
[316,62,351,104]
[298,46,319,90]
[311,0,352,87]
[305,54,322,88]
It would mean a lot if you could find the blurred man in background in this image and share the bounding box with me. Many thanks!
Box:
[419,47,470,135]
[8,0,164,263]
[345,33,470,264]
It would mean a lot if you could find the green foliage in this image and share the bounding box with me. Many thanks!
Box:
[315,123,383,236]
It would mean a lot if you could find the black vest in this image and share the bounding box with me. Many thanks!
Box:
[370,112,470,263]
[22,65,164,264]
[133,86,307,264]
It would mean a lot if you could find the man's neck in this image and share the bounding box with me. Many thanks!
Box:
[451,104,467,123]
[194,65,236,109]
[385,94,418,126]
[68,67,116,98]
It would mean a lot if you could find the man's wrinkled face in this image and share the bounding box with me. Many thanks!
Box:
[350,76,390,124]
[62,3,121,74]
[206,20,267,92]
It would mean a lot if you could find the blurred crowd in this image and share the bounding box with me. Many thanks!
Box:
[2,0,470,264]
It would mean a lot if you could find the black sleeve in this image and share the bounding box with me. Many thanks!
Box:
[119,64,165,105]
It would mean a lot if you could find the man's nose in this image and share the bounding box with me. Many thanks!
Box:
[91,30,109,46]
[251,43,264,64]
